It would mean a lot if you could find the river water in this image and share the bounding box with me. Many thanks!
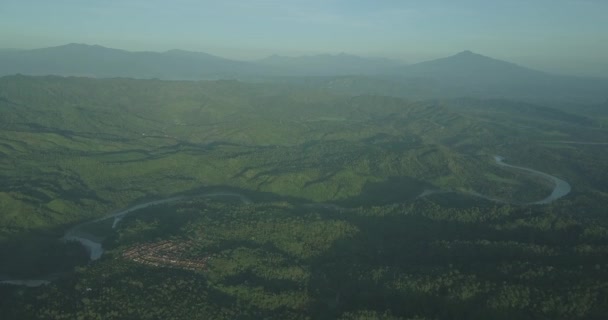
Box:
[62,156,569,263]
[1,158,571,287]
[0,193,251,287]
[416,155,572,205]
[64,194,253,261]
[62,196,187,261]
[493,156,571,205]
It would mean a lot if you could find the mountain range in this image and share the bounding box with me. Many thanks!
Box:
[0,43,607,104]
[0,43,407,79]
[0,44,254,80]
[256,53,401,76]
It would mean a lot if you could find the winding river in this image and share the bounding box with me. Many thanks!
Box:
[65,193,253,261]
[63,196,187,261]
[493,156,571,205]
[1,192,252,287]
[418,155,572,205]
[1,156,572,287]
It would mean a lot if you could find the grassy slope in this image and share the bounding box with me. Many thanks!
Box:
[1,75,608,318]
[0,75,605,236]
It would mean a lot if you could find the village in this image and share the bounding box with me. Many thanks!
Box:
[122,240,209,272]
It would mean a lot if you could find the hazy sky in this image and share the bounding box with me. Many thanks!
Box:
[1,0,607,76]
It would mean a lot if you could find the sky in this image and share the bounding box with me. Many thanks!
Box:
[1,0,607,76]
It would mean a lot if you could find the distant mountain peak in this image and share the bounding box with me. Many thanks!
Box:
[162,49,227,60]
[64,43,90,47]
[458,50,474,55]
[452,50,488,60]
[163,49,198,56]
[438,50,528,68]
[401,50,548,83]
[62,43,105,49]
[42,43,120,53]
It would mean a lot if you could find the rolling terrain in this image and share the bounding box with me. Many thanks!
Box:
[0,75,607,319]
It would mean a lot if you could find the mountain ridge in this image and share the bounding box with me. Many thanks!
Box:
[1,44,606,104]
[256,52,404,76]
[0,43,406,78]
[0,43,601,79]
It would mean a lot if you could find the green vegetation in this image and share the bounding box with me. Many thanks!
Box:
[1,75,608,319]
[3,198,608,319]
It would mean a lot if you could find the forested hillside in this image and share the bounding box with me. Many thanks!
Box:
[1,75,608,319]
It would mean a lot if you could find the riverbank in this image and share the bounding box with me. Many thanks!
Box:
[493,156,571,204]
[1,157,572,287]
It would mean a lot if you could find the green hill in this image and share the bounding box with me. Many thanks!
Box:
[1,75,608,319]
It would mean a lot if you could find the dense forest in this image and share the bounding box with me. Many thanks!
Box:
[1,75,608,319]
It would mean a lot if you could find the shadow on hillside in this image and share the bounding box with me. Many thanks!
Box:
[0,180,489,280]
[0,226,90,279]
[0,173,479,279]
[303,205,583,319]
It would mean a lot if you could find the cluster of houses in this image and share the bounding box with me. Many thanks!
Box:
[122,240,209,271]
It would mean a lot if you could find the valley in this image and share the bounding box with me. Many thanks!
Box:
[2,0,608,318]
[0,75,607,319]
